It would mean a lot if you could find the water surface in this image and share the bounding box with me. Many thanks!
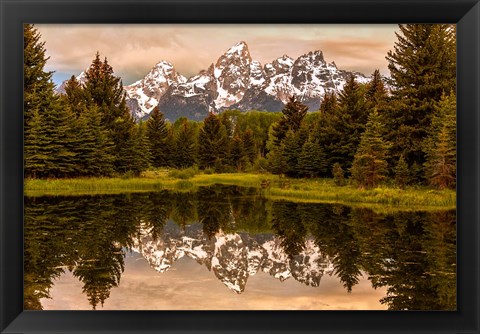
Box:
[24,185,456,310]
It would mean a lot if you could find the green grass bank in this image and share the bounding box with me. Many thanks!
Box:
[25,171,456,211]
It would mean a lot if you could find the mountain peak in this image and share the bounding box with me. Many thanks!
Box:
[225,41,250,56]
[299,50,325,63]
[314,50,324,61]
[270,54,294,69]
[154,60,174,69]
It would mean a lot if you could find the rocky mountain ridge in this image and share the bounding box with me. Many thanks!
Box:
[58,41,371,121]
[125,41,370,120]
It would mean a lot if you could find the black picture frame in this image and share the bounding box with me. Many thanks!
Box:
[1,0,479,333]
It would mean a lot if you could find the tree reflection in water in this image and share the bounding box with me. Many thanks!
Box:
[24,185,456,310]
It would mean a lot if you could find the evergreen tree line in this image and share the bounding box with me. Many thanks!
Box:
[265,24,456,189]
[130,108,268,172]
[24,24,456,189]
[25,23,146,177]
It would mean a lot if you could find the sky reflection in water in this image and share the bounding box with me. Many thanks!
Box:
[25,185,456,311]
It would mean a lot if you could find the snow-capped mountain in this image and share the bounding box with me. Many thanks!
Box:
[58,41,372,121]
[124,60,187,119]
[131,222,334,294]
[125,41,370,120]
[152,41,258,121]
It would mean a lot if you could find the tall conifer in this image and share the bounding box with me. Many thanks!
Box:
[423,92,456,189]
[198,113,228,169]
[75,106,114,176]
[24,24,55,126]
[385,24,456,179]
[320,91,337,116]
[63,75,85,117]
[350,110,391,189]
[366,69,388,108]
[298,137,328,178]
[83,52,135,173]
[394,154,410,188]
[271,96,308,146]
[174,119,198,168]
[129,122,152,175]
[321,75,369,173]
[146,107,169,168]
[24,109,49,178]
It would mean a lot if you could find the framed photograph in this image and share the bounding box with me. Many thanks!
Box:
[1,0,479,333]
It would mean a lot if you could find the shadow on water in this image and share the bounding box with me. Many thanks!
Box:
[24,185,456,310]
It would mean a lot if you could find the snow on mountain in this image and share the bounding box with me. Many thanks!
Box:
[124,60,186,119]
[131,222,334,294]
[248,60,266,88]
[263,55,295,102]
[212,41,253,109]
[58,41,375,121]
[134,42,370,120]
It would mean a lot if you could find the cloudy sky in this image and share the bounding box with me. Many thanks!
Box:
[36,24,399,87]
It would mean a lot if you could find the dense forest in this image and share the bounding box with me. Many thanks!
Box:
[24,24,456,189]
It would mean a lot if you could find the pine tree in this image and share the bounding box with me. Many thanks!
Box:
[241,129,257,164]
[24,109,49,178]
[298,137,328,178]
[146,107,169,168]
[63,75,85,117]
[24,24,77,178]
[366,69,388,108]
[165,127,176,167]
[174,118,197,168]
[218,114,235,168]
[394,154,410,188]
[129,122,152,175]
[83,52,134,173]
[83,52,103,103]
[385,24,456,178]
[268,143,288,175]
[350,110,391,189]
[51,105,79,177]
[321,75,370,172]
[271,96,308,146]
[198,112,228,169]
[25,97,78,178]
[282,127,309,177]
[320,91,337,116]
[423,92,456,189]
[74,105,114,176]
[112,115,136,174]
[230,135,246,171]
[24,24,55,127]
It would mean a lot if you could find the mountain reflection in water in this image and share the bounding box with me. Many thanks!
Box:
[24,185,456,311]
[132,223,333,294]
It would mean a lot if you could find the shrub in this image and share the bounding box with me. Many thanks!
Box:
[121,170,136,179]
[332,163,345,186]
[203,168,214,175]
[251,157,269,173]
[168,166,199,179]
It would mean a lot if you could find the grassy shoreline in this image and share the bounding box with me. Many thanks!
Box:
[24,171,456,211]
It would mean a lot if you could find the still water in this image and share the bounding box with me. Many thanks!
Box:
[24,185,456,310]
